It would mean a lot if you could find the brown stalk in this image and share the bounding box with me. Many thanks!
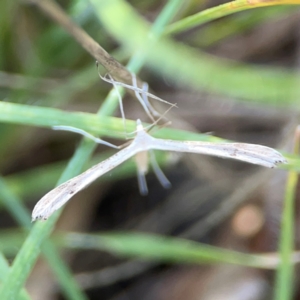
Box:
[23,0,143,87]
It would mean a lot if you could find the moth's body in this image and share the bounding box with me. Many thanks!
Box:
[32,120,286,221]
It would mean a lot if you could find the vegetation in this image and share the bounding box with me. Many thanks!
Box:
[0,0,299,299]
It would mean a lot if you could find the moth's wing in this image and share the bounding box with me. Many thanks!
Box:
[151,140,287,168]
[32,179,81,221]
[32,144,140,221]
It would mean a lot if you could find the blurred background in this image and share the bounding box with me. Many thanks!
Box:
[0,0,298,299]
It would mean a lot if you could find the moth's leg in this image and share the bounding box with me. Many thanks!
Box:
[52,125,120,149]
[149,150,171,189]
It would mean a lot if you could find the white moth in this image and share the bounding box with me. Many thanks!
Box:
[32,120,287,221]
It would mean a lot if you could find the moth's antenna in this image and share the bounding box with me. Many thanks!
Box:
[145,102,176,133]
[52,125,120,149]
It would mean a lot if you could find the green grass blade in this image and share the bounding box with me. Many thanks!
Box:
[0,101,296,171]
[0,253,31,300]
[0,100,296,170]
[0,101,129,138]
[275,169,297,298]
[0,100,288,142]
[164,0,300,35]
[197,7,295,47]
[0,219,58,300]
[2,229,298,270]
[274,128,299,300]
[150,0,184,35]
[63,232,277,269]
[0,177,88,300]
